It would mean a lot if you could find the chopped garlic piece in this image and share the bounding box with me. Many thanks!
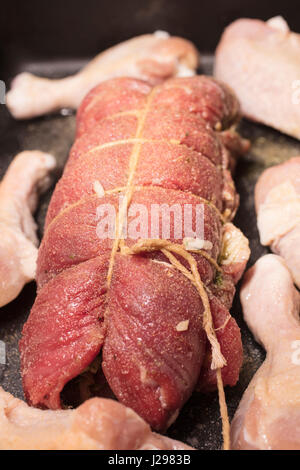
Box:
[93,180,105,197]
[152,259,174,268]
[140,365,147,383]
[176,320,189,331]
[183,237,213,251]
[220,223,250,265]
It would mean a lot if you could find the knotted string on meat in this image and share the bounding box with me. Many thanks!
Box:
[20,76,249,436]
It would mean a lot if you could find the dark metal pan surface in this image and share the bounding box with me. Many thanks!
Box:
[0,54,300,450]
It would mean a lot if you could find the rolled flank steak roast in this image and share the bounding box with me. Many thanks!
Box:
[20,76,250,432]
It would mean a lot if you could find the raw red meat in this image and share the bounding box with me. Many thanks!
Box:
[20,76,248,431]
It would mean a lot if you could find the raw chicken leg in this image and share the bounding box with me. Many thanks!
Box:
[0,387,192,450]
[215,16,300,139]
[6,32,199,119]
[231,254,300,450]
[255,157,300,288]
[0,151,56,307]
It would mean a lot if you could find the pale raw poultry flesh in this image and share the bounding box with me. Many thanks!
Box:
[231,254,300,450]
[0,387,192,450]
[0,151,56,307]
[255,157,300,289]
[6,31,199,119]
[214,16,300,139]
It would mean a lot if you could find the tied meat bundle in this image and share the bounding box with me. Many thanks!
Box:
[20,76,250,432]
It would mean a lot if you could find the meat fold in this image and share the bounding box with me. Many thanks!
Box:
[20,76,249,431]
[0,387,192,450]
[6,31,199,120]
[232,255,300,450]
[215,16,300,139]
[255,157,300,288]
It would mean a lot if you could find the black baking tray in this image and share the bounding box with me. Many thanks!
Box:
[1,0,300,450]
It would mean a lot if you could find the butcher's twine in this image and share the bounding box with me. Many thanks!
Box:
[121,239,230,450]
[104,87,231,450]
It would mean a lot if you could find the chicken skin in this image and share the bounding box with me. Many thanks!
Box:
[215,17,300,139]
[0,387,192,450]
[255,157,300,289]
[231,255,300,450]
[0,151,56,307]
[6,32,199,119]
